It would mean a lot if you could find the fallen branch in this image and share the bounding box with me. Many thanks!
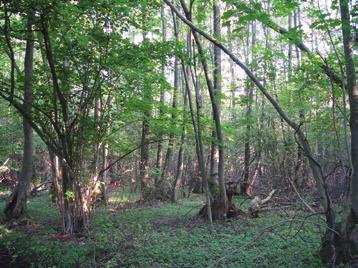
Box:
[248,189,276,218]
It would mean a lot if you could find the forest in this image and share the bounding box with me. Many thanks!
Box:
[0,0,357,267]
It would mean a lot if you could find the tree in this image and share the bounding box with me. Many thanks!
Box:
[0,0,169,233]
[164,0,338,262]
[179,0,228,220]
[4,11,35,220]
[209,0,221,189]
[335,0,358,263]
[242,21,256,195]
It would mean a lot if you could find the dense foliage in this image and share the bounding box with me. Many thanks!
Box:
[0,0,356,266]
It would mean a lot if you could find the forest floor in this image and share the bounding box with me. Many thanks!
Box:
[0,187,325,267]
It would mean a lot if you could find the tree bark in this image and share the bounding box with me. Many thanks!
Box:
[156,5,167,181]
[140,12,152,200]
[4,12,35,220]
[101,138,109,205]
[165,0,333,235]
[140,113,151,198]
[162,49,179,181]
[172,88,187,202]
[181,22,212,223]
[209,0,222,189]
[338,0,358,264]
[60,163,88,234]
[49,150,63,212]
[179,0,228,220]
[242,22,255,195]
[171,12,187,202]
[339,0,358,223]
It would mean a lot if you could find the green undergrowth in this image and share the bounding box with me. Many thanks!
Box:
[0,188,325,267]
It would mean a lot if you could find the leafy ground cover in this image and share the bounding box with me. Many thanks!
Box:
[0,188,324,267]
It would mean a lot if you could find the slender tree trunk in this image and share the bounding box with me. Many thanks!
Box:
[338,0,358,264]
[293,8,305,186]
[287,12,293,81]
[162,51,179,181]
[140,113,151,198]
[100,96,112,205]
[180,0,228,219]
[156,5,167,181]
[140,12,152,200]
[228,24,239,178]
[49,150,63,212]
[190,58,213,225]
[182,22,212,223]
[101,139,109,205]
[172,87,187,202]
[4,12,35,220]
[209,0,221,189]
[165,0,335,253]
[90,96,101,204]
[228,25,236,123]
[242,22,255,195]
[170,13,187,202]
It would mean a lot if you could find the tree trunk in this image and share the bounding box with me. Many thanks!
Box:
[209,0,222,190]
[156,5,167,182]
[242,22,255,195]
[90,96,102,204]
[61,163,89,234]
[182,23,213,223]
[4,12,35,220]
[162,51,179,181]
[180,0,228,219]
[140,116,151,198]
[101,141,109,205]
[49,150,63,211]
[172,89,187,202]
[334,0,358,265]
[165,0,336,251]
[293,8,305,187]
[140,16,152,200]
[339,0,358,222]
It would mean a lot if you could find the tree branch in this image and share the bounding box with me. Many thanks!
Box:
[98,139,169,177]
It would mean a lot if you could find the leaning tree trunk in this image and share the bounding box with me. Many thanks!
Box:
[4,12,35,220]
[164,0,338,261]
[182,22,213,223]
